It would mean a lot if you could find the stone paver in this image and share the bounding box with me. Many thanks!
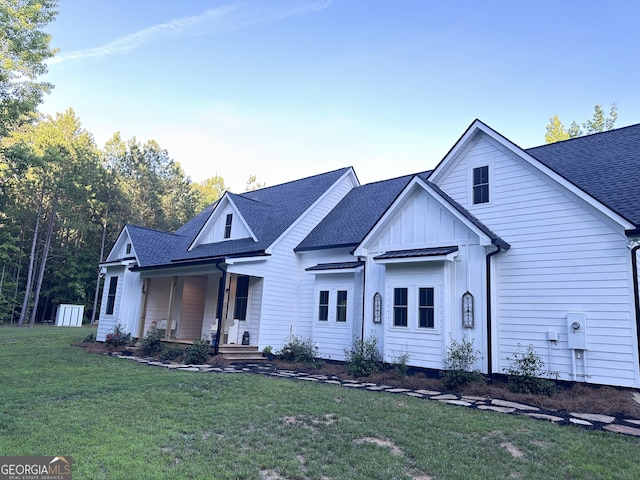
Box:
[491,399,540,411]
[523,413,564,423]
[570,413,615,424]
[603,424,640,436]
[415,389,441,396]
[624,419,640,425]
[477,405,516,414]
[431,394,458,401]
[570,418,593,426]
[386,388,411,393]
[444,399,473,407]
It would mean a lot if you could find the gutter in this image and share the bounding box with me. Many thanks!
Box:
[213,262,227,355]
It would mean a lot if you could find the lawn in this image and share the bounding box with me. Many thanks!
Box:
[1,327,639,480]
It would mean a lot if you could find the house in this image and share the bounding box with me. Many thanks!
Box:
[97,120,640,388]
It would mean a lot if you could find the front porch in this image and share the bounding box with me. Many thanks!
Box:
[137,272,264,348]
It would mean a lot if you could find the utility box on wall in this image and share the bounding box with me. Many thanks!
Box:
[55,304,85,327]
[567,313,587,350]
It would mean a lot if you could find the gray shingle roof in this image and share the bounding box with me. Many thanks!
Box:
[296,174,417,251]
[526,123,640,227]
[373,246,458,260]
[128,167,352,269]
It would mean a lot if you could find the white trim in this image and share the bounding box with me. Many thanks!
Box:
[225,256,268,265]
[189,194,258,250]
[306,266,364,274]
[430,120,635,230]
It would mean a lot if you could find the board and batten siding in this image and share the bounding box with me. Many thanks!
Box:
[228,173,356,351]
[97,267,143,341]
[436,134,639,387]
[361,186,489,372]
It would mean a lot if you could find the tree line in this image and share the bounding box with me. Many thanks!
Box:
[0,1,230,324]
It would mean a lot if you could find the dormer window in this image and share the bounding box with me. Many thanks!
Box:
[472,166,489,204]
[224,214,233,239]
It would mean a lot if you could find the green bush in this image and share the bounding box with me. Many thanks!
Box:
[344,335,382,378]
[183,339,210,365]
[278,335,320,367]
[504,344,556,395]
[160,346,184,361]
[138,327,166,357]
[82,332,96,343]
[441,337,485,389]
[391,352,410,377]
[104,324,132,348]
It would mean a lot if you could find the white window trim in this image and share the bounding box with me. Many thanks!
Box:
[388,284,440,334]
[314,286,352,327]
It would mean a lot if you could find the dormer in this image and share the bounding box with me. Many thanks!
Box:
[105,227,137,262]
[190,194,257,249]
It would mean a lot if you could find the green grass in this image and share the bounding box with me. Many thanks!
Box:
[1,326,639,480]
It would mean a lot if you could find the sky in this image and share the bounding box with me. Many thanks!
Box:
[40,0,640,192]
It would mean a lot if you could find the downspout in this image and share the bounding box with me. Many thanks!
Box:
[214,261,227,355]
[632,243,640,370]
[360,257,366,341]
[485,245,503,379]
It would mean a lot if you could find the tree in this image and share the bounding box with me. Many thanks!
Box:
[245,174,265,192]
[0,0,58,137]
[545,103,618,144]
[194,174,227,208]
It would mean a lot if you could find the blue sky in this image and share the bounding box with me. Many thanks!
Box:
[41,0,640,191]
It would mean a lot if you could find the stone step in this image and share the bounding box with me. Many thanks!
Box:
[221,354,267,362]
[218,345,260,354]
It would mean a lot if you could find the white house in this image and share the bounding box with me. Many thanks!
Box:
[97,120,640,388]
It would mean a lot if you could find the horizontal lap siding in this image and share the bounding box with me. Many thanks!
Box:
[178,277,206,340]
[438,136,637,387]
[240,175,355,351]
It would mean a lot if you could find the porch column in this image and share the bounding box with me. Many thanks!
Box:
[165,276,177,340]
[137,278,150,338]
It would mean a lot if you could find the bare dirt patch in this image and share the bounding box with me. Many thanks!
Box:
[354,436,404,455]
[500,442,525,458]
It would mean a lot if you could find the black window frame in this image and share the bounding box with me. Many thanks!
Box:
[336,290,348,322]
[318,290,329,321]
[393,287,408,327]
[418,287,435,329]
[106,276,118,315]
[234,276,249,321]
[472,166,489,205]
[224,213,233,239]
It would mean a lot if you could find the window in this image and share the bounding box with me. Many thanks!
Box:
[418,287,435,328]
[336,290,348,322]
[393,288,408,327]
[106,277,118,315]
[234,276,249,320]
[318,290,329,321]
[472,166,489,204]
[224,213,233,239]
[125,243,132,254]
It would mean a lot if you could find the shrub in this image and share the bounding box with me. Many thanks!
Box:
[138,327,166,357]
[183,339,210,365]
[391,352,410,377]
[344,335,383,378]
[160,346,184,361]
[105,324,132,348]
[82,332,96,343]
[278,335,320,367]
[504,344,556,395]
[441,336,484,389]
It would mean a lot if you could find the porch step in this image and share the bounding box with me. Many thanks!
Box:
[218,344,266,362]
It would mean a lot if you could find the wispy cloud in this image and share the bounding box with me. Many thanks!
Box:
[50,0,330,65]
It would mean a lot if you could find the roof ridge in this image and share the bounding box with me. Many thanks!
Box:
[239,166,352,196]
[527,122,640,151]
[127,224,183,237]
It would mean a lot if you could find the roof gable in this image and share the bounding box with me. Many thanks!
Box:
[354,176,508,255]
[430,119,636,230]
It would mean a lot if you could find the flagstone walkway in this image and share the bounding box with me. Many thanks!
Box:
[110,353,640,438]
